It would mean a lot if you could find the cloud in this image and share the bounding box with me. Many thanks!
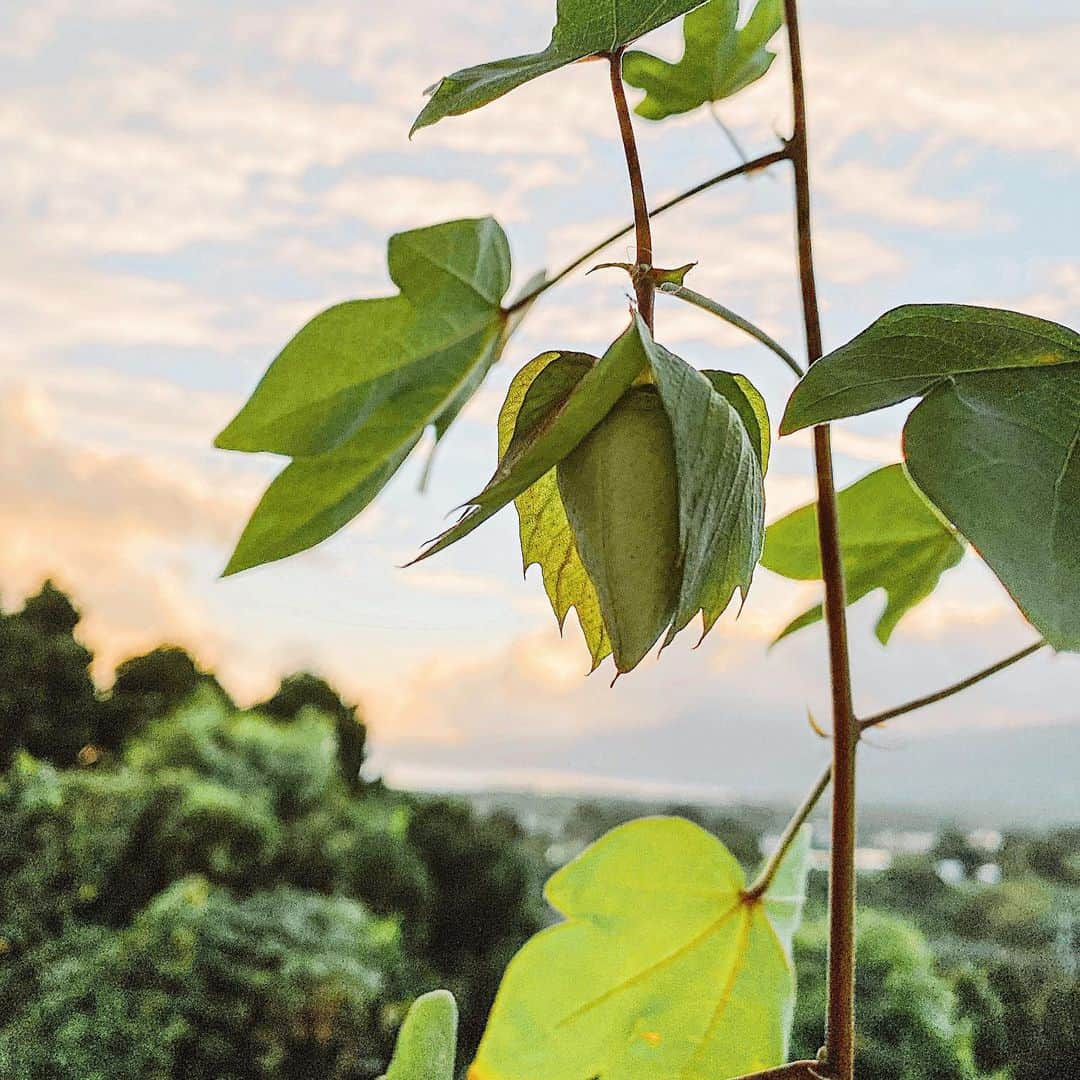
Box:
[0,385,238,674]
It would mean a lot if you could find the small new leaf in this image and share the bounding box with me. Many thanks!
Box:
[762,463,965,644]
[217,218,512,575]
[781,304,1080,651]
[624,0,784,121]
[381,990,458,1080]
[469,817,810,1080]
[412,0,709,133]
[499,352,613,670]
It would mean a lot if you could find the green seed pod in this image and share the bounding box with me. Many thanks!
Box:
[556,387,680,673]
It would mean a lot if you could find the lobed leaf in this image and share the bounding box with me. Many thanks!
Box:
[624,0,783,121]
[498,352,612,670]
[412,0,709,134]
[645,337,766,644]
[412,320,651,562]
[762,463,965,644]
[217,218,513,575]
[381,990,458,1080]
[780,304,1080,650]
[469,817,811,1080]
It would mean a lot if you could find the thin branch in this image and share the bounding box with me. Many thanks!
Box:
[659,282,806,377]
[503,148,788,315]
[744,640,1046,920]
[744,765,830,901]
[859,640,1047,732]
[608,50,655,330]
[732,1062,826,1080]
[781,3,858,1078]
[709,102,751,164]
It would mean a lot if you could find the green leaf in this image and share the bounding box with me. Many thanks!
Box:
[217,218,513,575]
[412,0,709,134]
[904,367,1080,652]
[412,319,651,562]
[780,304,1080,434]
[762,463,966,644]
[468,817,810,1080]
[703,371,770,472]
[780,304,1080,651]
[623,0,783,121]
[498,352,612,671]
[224,435,419,577]
[381,990,458,1080]
[645,340,766,643]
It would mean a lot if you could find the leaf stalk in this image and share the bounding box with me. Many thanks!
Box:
[608,49,656,331]
[503,149,789,316]
[659,282,805,377]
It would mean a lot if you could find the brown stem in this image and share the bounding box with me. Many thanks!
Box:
[608,49,655,330]
[782,2,857,1077]
[503,148,787,316]
[749,638,1047,900]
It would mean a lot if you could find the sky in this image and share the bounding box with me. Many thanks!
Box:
[4,0,1078,815]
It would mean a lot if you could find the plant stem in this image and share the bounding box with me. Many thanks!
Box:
[659,282,805,377]
[859,640,1047,731]
[732,1062,826,1080]
[746,638,1048,899]
[608,49,655,331]
[504,149,789,316]
[743,766,829,901]
[782,2,857,1077]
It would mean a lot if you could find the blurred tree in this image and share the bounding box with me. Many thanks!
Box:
[258,672,368,794]
[0,582,102,767]
[0,878,407,1080]
[792,911,975,1080]
[407,797,544,1060]
[100,646,227,751]
[952,965,1009,1075]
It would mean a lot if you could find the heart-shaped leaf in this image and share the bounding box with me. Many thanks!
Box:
[468,817,810,1080]
[381,990,458,1080]
[624,0,783,121]
[762,463,965,644]
[412,0,709,134]
[412,320,650,562]
[217,218,513,575]
[499,353,613,670]
[781,304,1080,650]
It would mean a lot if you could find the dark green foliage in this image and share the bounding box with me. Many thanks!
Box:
[258,672,368,793]
[0,879,406,1080]
[407,799,544,1056]
[0,639,544,1079]
[792,912,976,1080]
[101,646,225,751]
[0,581,102,767]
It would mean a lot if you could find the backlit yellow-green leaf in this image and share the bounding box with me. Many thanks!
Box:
[498,353,612,670]
[469,817,810,1080]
